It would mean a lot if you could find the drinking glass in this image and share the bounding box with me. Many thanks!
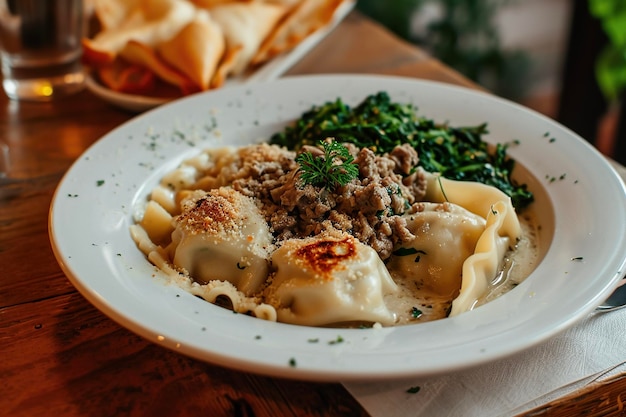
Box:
[0,0,86,101]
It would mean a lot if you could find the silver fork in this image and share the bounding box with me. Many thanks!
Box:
[595,278,626,312]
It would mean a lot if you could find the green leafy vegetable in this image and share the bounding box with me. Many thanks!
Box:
[296,139,359,190]
[271,92,533,209]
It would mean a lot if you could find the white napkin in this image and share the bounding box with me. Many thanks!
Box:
[343,295,626,417]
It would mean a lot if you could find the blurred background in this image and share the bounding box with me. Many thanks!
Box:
[356,0,626,164]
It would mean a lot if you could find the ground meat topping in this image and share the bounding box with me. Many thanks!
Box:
[212,142,428,260]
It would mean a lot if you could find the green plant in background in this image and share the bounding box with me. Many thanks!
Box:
[589,0,626,103]
[356,0,531,99]
[355,0,421,40]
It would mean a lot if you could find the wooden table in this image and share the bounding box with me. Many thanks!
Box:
[1,10,624,417]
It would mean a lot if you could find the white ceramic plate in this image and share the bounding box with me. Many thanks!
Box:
[86,1,355,113]
[49,75,626,381]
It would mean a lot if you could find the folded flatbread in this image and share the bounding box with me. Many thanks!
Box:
[209,2,287,76]
[84,0,196,64]
[92,0,141,30]
[156,11,225,90]
[119,40,198,94]
[251,0,350,65]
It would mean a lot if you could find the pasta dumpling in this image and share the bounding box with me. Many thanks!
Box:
[171,187,272,295]
[388,202,486,299]
[265,232,399,326]
[423,173,521,315]
[451,200,518,315]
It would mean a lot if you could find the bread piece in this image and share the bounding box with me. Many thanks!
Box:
[188,0,238,8]
[156,11,225,90]
[93,0,141,30]
[210,2,287,75]
[83,0,196,64]
[251,0,350,65]
[119,40,198,94]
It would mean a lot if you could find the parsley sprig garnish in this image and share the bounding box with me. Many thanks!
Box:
[296,139,359,191]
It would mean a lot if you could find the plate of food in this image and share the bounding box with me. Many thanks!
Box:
[49,74,626,381]
[83,0,355,112]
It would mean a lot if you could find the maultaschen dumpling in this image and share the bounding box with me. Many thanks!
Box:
[265,232,399,327]
[171,187,273,296]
